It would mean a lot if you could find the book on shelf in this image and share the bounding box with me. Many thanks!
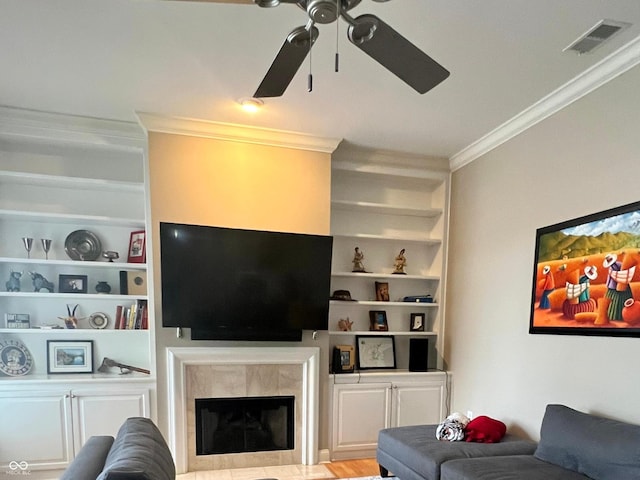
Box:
[114,300,148,330]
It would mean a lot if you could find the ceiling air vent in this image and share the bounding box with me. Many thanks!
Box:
[564,19,631,55]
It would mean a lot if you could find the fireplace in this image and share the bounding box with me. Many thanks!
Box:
[166,347,320,474]
[196,396,295,455]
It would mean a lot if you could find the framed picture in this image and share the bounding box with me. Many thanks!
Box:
[356,335,396,370]
[332,345,355,373]
[410,312,425,331]
[375,281,390,301]
[369,310,389,331]
[127,230,146,263]
[530,200,640,337]
[47,340,94,374]
[58,274,88,294]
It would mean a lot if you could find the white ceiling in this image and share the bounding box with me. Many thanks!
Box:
[2,0,640,161]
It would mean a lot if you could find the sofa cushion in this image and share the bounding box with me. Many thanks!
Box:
[97,417,175,480]
[377,424,537,480]
[59,435,114,480]
[534,404,640,480]
[440,455,591,480]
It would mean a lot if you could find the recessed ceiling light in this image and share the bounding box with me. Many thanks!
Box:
[238,97,264,113]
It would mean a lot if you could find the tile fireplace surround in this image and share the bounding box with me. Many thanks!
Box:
[167,347,320,474]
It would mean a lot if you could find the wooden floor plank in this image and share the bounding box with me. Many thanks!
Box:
[326,458,380,478]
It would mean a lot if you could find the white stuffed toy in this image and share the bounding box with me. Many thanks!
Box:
[435,412,470,442]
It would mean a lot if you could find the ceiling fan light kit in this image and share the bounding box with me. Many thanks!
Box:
[246,0,449,98]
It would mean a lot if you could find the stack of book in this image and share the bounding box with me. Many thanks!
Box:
[114,300,148,330]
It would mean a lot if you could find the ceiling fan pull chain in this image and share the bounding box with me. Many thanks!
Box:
[335,0,340,72]
[308,29,313,92]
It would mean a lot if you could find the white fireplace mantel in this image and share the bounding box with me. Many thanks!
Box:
[166,347,320,474]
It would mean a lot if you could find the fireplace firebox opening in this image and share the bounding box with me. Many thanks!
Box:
[195,395,295,456]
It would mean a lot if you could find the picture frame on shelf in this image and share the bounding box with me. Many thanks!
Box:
[47,340,94,374]
[332,344,355,373]
[58,274,88,294]
[410,312,426,331]
[356,335,396,370]
[369,310,388,331]
[375,281,390,301]
[127,230,146,263]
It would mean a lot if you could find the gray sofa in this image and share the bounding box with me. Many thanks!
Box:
[60,417,176,480]
[378,404,640,480]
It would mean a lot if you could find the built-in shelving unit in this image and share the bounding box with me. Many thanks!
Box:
[328,149,450,372]
[0,106,154,474]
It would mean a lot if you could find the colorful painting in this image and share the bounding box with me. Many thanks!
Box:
[530,201,640,337]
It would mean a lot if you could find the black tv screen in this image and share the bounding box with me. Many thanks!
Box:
[160,222,333,341]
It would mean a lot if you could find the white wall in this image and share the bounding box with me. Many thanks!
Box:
[446,64,640,439]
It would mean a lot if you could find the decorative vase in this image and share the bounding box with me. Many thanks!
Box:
[95,281,112,294]
[622,298,640,325]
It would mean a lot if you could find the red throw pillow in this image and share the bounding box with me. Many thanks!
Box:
[465,415,506,443]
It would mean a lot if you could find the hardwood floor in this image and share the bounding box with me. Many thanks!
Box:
[325,458,381,478]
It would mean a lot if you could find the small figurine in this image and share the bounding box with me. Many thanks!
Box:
[6,270,22,292]
[30,271,54,292]
[352,247,366,273]
[58,304,80,329]
[337,318,353,331]
[393,248,407,275]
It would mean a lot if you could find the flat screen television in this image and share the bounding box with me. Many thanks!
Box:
[159,222,333,341]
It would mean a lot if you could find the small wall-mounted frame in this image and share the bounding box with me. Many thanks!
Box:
[127,230,146,263]
[410,312,426,331]
[47,340,94,374]
[332,345,355,373]
[356,335,396,370]
[369,310,389,331]
[58,274,88,294]
[375,281,390,301]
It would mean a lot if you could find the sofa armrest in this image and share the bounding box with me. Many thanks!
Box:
[60,435,114,480]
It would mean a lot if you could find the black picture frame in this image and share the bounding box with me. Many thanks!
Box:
[58,274,88,294]
[356,335,396,370]
[410,313,425,331]
[530,200,640,337]
[369,310,388,331]
[47,340,94,374]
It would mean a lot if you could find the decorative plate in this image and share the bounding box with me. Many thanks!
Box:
[0,338,33,376]
[89,312,109,329]
[64,230,102,261]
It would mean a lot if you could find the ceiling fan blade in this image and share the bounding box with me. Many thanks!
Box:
[347,14,449,94]
[254,25,319,98]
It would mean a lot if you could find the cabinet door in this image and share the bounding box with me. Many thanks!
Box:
[331,382,391,459]
[71,388,150,452]
[0,390,73,471]
[391,381,444,427]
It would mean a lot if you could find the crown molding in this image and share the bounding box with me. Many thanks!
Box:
[449,33,640,171]
[0,105,145,150]
[136,112,342,154]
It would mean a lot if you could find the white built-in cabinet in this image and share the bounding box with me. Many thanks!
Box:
[329,372,446,459]
[328,148,450,459]
[0,382,150,472]
[0,107,154,475]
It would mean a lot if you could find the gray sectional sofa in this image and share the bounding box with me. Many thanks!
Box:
[377,404,640,480]
[60,417,175,480]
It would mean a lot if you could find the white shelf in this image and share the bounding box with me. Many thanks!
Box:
[332,271,439,281]
[0,257,146,270]
[0,170,143,193]
[0,209,144,228]
[333,232,442,245]
[331,200,442,218]
[329,330,437,336]
[0,328,149,334]
[332,162,446,185]
[330,300,437,307]
[0,291,147,300]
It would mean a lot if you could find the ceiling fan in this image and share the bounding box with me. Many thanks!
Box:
[180,0,450,98]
